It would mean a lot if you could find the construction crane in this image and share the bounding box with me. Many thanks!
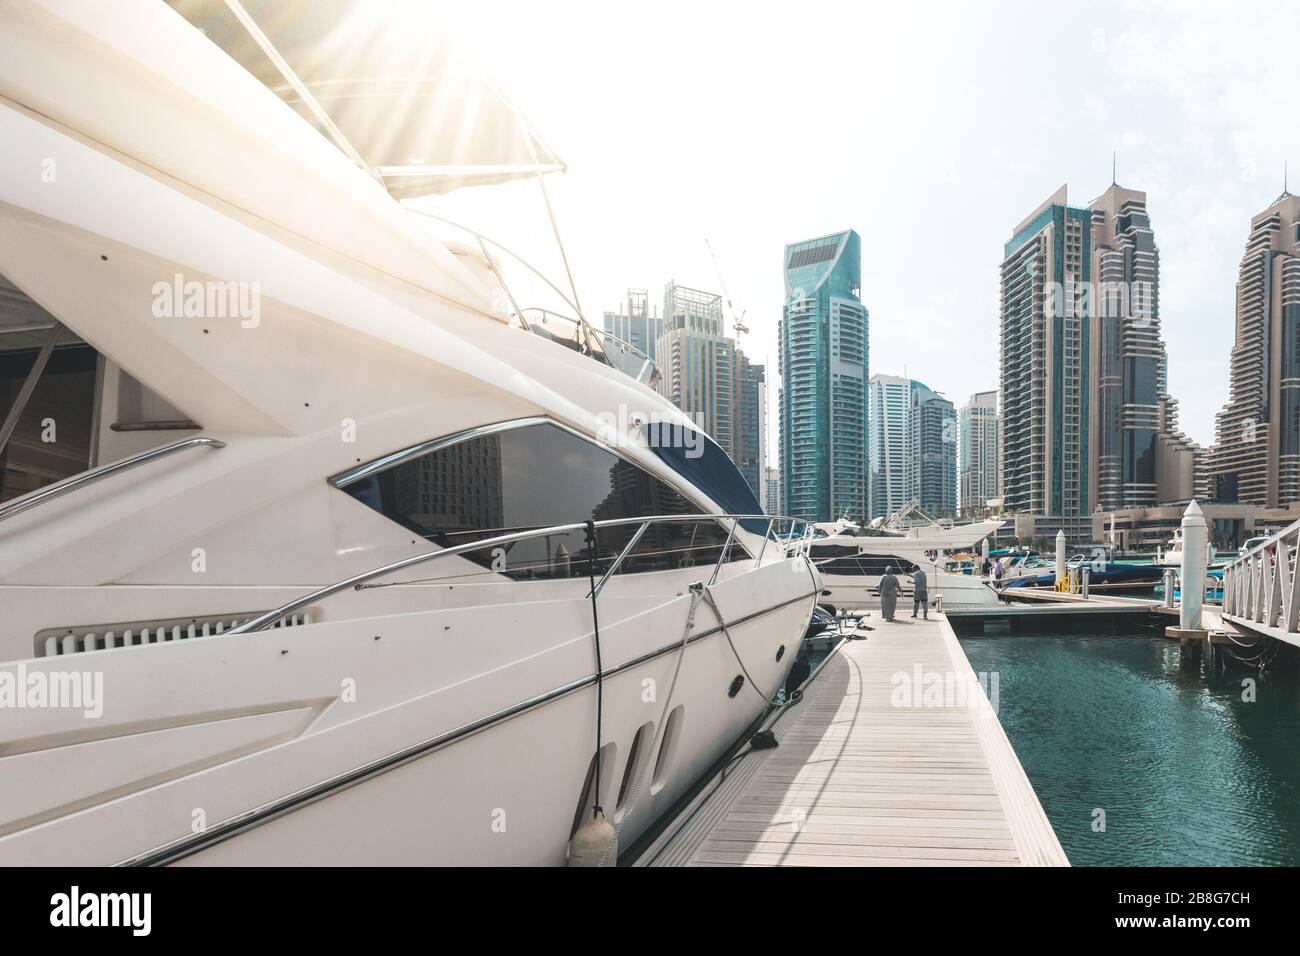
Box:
[704,238,749,341]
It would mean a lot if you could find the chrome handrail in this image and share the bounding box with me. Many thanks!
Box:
[0,436,226,525]
[404,208,664,388]
[708,517,739,587]
[228,512,811,634]
[589,520,651,598]
[522,308,663,388]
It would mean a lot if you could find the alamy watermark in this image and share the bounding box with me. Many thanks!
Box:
[890,665,1000,714]
[50,886,150,936]
[0,663,103,719]
[1043,276,1156,325]
[152,273,260,328]
[595,403,706,459]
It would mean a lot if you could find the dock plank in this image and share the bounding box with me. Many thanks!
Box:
[635,613,1068,867]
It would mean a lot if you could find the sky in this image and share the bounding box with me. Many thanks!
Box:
[432,0,1300,455]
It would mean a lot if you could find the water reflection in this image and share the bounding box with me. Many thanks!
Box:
[958,633,1300,866]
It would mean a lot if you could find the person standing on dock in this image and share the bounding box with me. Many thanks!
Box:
[879,566,900,621]
[911,567,929,620]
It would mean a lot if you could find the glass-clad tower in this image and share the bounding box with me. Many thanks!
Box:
[868,373,910,519]
[911,380,957,516]
[999,187,1091,520]
[870,374,955,519]
[734,354,766,500]
[779,230,868,521]
[958,390,999,516]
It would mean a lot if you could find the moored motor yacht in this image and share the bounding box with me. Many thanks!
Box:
[808,516,1004,610]
[0,0,819,866]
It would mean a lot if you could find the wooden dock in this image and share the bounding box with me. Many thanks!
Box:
[635,613,1068,867]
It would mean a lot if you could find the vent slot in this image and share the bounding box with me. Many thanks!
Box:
[33,611,313,658]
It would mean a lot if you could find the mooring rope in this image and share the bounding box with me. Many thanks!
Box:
[583,520,605,820]
[596,582,703,866]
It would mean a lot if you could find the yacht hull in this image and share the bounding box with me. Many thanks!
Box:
[0,560,816,866]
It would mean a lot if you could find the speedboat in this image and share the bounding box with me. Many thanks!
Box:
[999,546,1164,591]
[808,517,1004,610]
[0,0,819,865]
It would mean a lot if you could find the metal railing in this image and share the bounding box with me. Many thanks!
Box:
[406,209,663,388]
[0,437,226,525]
[227,513,815,635]
[1221,518,1300,638]
[521,308,662,388]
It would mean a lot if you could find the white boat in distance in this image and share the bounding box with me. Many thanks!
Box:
[809,517,1004,610]
[0,1,819,865]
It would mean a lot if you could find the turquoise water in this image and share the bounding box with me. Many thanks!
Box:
[957,633,1300,866]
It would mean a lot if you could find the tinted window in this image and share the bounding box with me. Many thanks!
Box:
[643,423,764,530]
[817,554,918,576]
[1,344,96,504]
[341,422,744,580]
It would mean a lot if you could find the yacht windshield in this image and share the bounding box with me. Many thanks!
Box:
[642,423,765,532]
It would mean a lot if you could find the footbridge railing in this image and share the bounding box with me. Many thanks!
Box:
[1221,518,1300,645]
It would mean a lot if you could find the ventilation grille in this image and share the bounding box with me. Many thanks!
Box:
[33,611,313,658]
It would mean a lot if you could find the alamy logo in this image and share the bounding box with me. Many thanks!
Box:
[1043,277,1155,322]
[595,404,705,458]
[889,665,1000,714]
[152,273,260,328]
[49,886,151,936]
[0,663,103,719]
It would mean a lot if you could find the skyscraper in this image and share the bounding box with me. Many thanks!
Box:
[762,465,781,515]
[1209,190,1300,507]
[869,374,955,519]
[656,281,736,456]
[959,390,999,516]
[869,374,911,519]
[999,186,1092,532]
[779,230,868,522]
[911,381,957,516]
[1086,183,1199,510]
[733,354,766,500]
[602,288,663,363]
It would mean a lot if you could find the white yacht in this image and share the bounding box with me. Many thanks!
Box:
[809,516,1004,610]
[0,1,819,866]
[1156,529,1220,568]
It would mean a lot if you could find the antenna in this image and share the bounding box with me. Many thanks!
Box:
[705,239,748,341]
[1112,150,1117,186]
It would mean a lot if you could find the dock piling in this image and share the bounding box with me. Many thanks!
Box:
[1054,529,1066,586]
[1166,501,1208,660]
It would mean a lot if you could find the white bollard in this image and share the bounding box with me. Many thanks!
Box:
[1054,529,1066,586]
[1180,500,1208,631]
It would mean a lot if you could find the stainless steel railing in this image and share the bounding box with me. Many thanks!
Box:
[405,209,663,389]
[521,308,663,389]
[1220,518,1300,636]
[227,513,815,634]
[0,436,226,525]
